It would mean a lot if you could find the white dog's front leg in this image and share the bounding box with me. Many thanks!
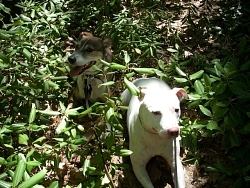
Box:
[131,161,154,188]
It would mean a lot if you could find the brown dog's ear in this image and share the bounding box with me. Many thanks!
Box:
[103,37,113,49]
[79,32,93,40]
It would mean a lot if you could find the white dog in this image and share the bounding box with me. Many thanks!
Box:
[122,78,188,188]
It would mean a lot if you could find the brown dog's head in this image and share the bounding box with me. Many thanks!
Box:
[68,32,112,77]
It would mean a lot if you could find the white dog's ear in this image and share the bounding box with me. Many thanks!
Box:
[171,88,188,100]
[138,87,146,101]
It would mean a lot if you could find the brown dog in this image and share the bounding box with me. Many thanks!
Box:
[68,32,113,103]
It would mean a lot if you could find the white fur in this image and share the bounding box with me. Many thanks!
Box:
[122,78,187,188]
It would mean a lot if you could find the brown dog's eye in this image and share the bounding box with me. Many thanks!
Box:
[152,111,161,115]
[86,47,93,52]
[175,109,179,113]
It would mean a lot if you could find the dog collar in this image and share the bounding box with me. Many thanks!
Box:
[138,114,158,134]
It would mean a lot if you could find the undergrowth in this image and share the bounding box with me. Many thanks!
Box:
[0,0,249,187]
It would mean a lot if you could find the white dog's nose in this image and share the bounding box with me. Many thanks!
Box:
[167,127,179,137]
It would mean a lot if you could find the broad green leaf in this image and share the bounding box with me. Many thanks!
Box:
[50,76,68,81]
[124,51,130,63]
[188,100,201,108]
[29,103,36,124]
[207,120,218,130]
[194,80,204,94]
[174,77,188,83]
[124,77,140,96]
[109,63,126,70]
[18,170,46,188]
[175,67,186,76]
[199,105,212,117]
[105,132,115,148]
[158,59,164,70]
[26,161,41,167]
[132,68,155,75]
[229,81,245,95]
[18,134,29,145]
[83,158,90,176]
[56,117,67,134]
[212,59,225,73]
[0,180,11,188]
[230,108,243,125]
[167,48,178,53]
[22,48,32,61]
[38,110,61,116]
[203,74,212,87]
[0,172,7,180]
[13,160,26,186]
[114,149,133,156]
[99,59,110,66]
[99,81,115,87]
[20,14,32,22]
[229,131,241,147]
[0,158,7,165]
[189,70,204,80]
[49,181,59,188]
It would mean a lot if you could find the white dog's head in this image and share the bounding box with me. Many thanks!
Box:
[138,88,188,139]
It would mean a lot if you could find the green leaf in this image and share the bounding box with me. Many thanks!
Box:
[229,81,245,95]
[49,181,59,188]
[20,14,32,22]
[124,51,130,64]
[18,134,29,145]
[167,48,178,53]
[114,149,133,156]
[99,81,115,87]
[83,158,90,176]
[26,161,41,167]
[109,63,126,70]
[230,108,243,125]
[199,105,212,117]
[194,80,204,94]
[189,70,204,80]
[175,67,186,76]
[0,180,11,188]
[22,48,32,61]
[203,74,212,87]
[174,77,188,83]
[13,159,26,186]
[105,132,115,148]
[18,170,46,188]
[99,59,110,66]
[56,117,67,134]
[29,103,36,124]
[124,77,140,96]
[38,110,61,116]
[157,59,164,70]
[207,120,219,130]
[132,68,155,75]
[229,131,241,147]
[213,59,225,73]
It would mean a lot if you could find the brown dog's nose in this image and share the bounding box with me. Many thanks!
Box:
[167,127,179,137]
[68,55,76,64]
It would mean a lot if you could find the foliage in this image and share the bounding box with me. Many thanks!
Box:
[0,0,249,187]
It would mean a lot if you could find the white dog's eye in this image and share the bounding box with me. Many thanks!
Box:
[152,111,162,115]
[174,109,179,113]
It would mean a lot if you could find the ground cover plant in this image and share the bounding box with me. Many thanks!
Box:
[0,0,249,187]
